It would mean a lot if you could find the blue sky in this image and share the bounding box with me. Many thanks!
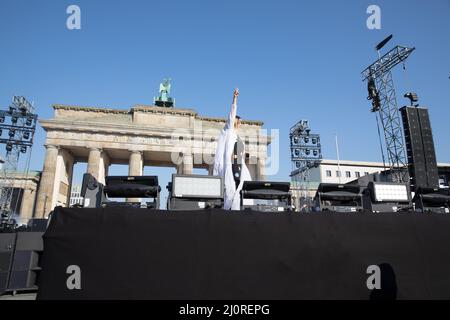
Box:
[0,0,449,204]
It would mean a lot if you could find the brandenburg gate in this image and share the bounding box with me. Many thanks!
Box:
[35,104,270,217]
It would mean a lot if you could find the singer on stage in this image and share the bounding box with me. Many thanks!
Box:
[213,88,252,210]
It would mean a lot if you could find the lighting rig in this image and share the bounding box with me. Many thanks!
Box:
[289,120,322,209]
[0,96,37,231]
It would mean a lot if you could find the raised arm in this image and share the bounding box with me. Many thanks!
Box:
[225,88,239,130]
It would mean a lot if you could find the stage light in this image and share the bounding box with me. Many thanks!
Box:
[313,150,318,156]
[304,137,309,143]
[6,143,12,152]
[0,116,4,123]
[26,118,33,126]
[12,116,18,123]
[0,129,2,136]
[296,161,301,168]
[20,146,27,153]
[375,34,393,51]
[404,92,419,106]
[305,149,310,155]
[294,149,300,157]
[293,136,299,144]
[373,183,409,202]
[173,175,223,199]
[9,129,15,137]
[312,138,317,144]
[23,131,30,140]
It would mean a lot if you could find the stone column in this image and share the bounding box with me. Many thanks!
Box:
[182,153,193,175]
[20,188,36,222]
[127,151,143,202]
[87,147,102,180]
[34,144,59,218]
[60,149,75,206]
[128,150,143,176]
[98,151,110,185]
[257,156,266,181]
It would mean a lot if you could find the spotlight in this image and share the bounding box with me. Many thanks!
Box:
[305,149,310,155]
[0,129,2,136]
[304,137,309,143]
[0,116,4,123]
[23,131,30,140]
[9,129,15,137]
[294,149,300,157]
[404,92,419,106]
[20,146,27,153]
[296,161,301,168]
[313,150,318,156]
[293,136,299,144]
[6,143,12,152]
[26,117,33,126]
[312,138,317,144]
[12,116,18,123]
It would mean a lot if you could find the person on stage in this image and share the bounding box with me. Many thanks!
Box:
[213,88,252,210]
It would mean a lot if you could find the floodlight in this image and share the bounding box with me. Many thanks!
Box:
[173,175,223,199]
[372,183,409,202]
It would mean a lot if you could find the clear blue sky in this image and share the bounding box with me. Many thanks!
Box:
[1,0,449,205]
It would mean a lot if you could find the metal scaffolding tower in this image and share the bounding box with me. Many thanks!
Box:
[290,120,322,208]
[0,96,37,229]
[362,36,415,183]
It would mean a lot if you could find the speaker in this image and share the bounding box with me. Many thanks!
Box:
[8,270,38,290]
[314,183,362,212]
[400,106,439,189]
[417,108,439,188]
[0,233,16,293]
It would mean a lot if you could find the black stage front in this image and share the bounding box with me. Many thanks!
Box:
[37,207,450,299]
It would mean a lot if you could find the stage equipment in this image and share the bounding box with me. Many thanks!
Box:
[167,174,224,210]
[0,96,38,228]
[80,174,161,209]
[0,231,43,294]
[413,187,450,214]
[362,182,411,213]
[404,92,419,106]
[289,120,322,209]
[361,35,415,183]
[314,183,362,213]
[80,173,106,208]
[104,176,160,209]
[240,181,292,212]
[400,105,439,190]
[0,233,15,293]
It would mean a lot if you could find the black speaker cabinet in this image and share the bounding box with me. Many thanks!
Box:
[400,106,439,189]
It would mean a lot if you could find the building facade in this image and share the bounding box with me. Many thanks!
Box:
[69,185,84,207]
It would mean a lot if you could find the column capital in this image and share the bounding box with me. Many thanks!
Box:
[129,150,143,155]
[44,144,59,150]
[89,147,102,152]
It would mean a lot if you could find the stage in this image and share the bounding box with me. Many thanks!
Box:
[37,207,450,300]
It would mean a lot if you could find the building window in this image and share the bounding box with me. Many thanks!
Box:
[326,170,332,177]
[336,171,341,177]
[355,172,361,178]
[364,172,369,176]
[346,171,351,178]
